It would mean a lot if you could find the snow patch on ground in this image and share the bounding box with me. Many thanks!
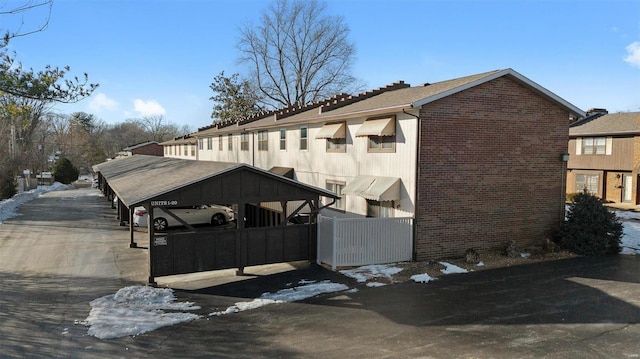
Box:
[78,286,200,340]
[210,280,349,316]
[617,210,640,255]
[0,182,69,224]
[439,262,468,274]
[410,273,436,283]
[339,264,403,284]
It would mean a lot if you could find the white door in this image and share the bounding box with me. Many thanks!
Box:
[623,174,633,202]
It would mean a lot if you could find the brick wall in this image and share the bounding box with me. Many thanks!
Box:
[131,143,164,156]
[415,76,569,260]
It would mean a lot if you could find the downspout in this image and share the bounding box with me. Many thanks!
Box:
[403,107,420,261]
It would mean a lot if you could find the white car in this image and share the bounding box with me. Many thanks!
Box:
[133,205,234,231]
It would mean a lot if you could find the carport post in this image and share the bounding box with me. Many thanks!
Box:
[129,206,136,248]
[148,206,157,286]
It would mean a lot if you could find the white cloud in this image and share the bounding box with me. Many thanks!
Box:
[88,93,118,112]
[623,41,640,68]
[133,99,166,117]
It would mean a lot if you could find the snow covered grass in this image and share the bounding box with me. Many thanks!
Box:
[0,182,69,224]
[616,210,640,255]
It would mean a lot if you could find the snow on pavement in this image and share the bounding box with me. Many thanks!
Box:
[210,280,349,316]
[77,286,201,340]
[0,182,69,224]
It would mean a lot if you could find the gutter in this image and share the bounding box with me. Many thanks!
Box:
[403,107,421,261]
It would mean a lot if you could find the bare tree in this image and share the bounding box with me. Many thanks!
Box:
[238,0,359,109]
[136,115,185,142]
[1,0,53,44]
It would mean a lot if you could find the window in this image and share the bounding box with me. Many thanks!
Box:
[183,144,188,156]
[191,145,195,157]
[258,130,268,151]
[300,126,308,150]
[582,137,606,155]
[355,117,396,153]
[228,134,233,151]
[368,135,395,152]
[367,200,395,218]
[218,135,223,151]
[198,138,203,151]
[316,122,346,153]
[280,129,287,151]
[326,180,345,211]
[207,137,213,151]
[327,138,346,152]
[241,133,249,151]
[576,174,599,195]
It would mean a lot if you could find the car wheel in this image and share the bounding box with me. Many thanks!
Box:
[153,218,168,231]
[211,213,226,226]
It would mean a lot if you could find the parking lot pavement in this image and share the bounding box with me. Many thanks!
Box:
[1,187,640,358]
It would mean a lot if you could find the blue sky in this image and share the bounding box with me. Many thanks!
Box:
[4,0,640,131]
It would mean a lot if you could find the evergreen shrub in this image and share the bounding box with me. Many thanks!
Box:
[52,157,79,185]
[557,191,623,255]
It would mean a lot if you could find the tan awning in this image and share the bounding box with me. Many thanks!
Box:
[315,122,346,139]
[341,176,401,201]
[355,118,395,137]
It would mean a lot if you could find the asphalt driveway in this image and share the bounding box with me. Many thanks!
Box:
[0,186,639,358]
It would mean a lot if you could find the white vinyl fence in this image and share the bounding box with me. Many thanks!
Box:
[317,215,413,270]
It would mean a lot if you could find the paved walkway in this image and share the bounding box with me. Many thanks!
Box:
[0,187,639,358]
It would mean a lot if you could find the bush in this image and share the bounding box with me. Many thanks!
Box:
[557,191,623,255]
[52,157,79,185]
[0,170,17,199]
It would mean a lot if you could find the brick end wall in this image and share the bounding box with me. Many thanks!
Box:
[415,76,569,260]
[131,143,164,156]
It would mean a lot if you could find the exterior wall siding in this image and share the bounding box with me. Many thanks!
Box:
[415,77,569,260]
[567,137,634,171]
[195,114,419,218]
[566,136,639,204]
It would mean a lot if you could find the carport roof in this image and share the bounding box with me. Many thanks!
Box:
[94,155,338,208]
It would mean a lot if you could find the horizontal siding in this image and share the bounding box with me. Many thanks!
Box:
[567,137,635,171]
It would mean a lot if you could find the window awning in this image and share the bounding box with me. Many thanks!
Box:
[341,176,401,201]
[315,122,346,139]
[355,118,395,137]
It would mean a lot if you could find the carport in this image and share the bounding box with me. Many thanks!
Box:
[93,155,338,285]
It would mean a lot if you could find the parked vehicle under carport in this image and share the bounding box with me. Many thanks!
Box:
[133,205,234,231]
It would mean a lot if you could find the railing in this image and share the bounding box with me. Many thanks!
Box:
[317,215,413,270]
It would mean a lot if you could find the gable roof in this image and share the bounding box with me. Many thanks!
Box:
[123,141,160,151]
[193,68,584,137]
[569,112,640,137]
[94,155,338,208]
